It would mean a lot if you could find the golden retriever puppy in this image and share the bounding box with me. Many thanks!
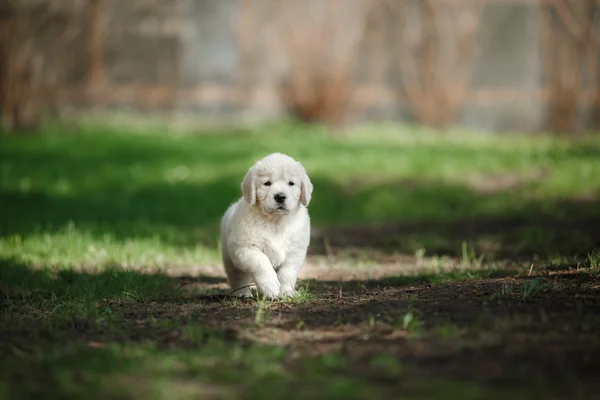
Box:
[220,153,313,299]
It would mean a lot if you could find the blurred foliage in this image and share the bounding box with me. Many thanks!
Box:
[2,0,600,132]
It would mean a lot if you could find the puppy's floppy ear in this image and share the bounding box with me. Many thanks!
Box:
[299,163,313,206]
[241,166,257,206]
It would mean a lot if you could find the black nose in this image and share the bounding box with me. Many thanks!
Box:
[274,193,286,203]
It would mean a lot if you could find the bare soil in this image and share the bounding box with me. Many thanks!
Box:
[74,263,600,398]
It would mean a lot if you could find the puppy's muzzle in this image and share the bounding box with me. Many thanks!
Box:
[274,193,286,204]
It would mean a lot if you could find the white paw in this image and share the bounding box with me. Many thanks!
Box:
[279,286,297,299]
[264,243,286,269]
[230,287,253,298]
[255,272,281,299]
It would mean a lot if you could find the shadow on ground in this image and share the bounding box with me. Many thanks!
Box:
[2,130,600,259]
[2,258,600,398]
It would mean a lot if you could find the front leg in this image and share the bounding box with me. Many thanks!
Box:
[277,252,306,298]
[231,246,280,299]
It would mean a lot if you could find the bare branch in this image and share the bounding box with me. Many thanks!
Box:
[389,0,486,128]
[263,0,372,125]
[542,0,597,133]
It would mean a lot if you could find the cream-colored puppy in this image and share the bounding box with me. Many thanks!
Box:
[220,153,313,299]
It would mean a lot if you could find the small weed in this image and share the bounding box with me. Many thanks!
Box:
[522,277,551,300]
[461,241,485,267]
[254,295,269,326]
[402,312,415,330]
[247,284,314,305]
[502,283,513,296]
[395,311,423,335]
[221,296,240,307]
[489,282,515,301]
[424,255,452,273]
[585,250,600,276]
[283,285,315,304]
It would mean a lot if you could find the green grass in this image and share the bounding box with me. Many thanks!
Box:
[0,339,523,400]
[1,121,600,267]
[585,250,600,276]
[1,121,600,399]
[0,333,385,400]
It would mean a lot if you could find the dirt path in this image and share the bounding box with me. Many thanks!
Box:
[107,260,600,398]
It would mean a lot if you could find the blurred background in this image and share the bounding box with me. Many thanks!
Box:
[2,0,600,133]
[3,3,600,397]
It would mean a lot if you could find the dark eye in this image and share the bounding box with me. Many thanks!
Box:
[288,181,295,186]
[264,181,272,186]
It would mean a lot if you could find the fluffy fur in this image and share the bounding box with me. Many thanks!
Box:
[220,153,314,299]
